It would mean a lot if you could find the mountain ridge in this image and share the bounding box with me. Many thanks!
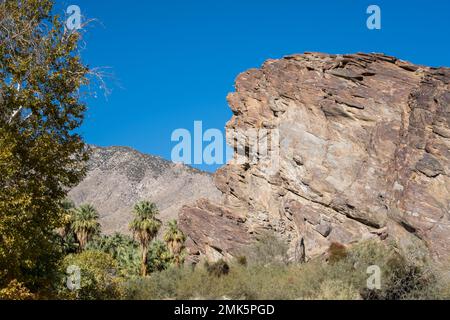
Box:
[69,145,221,234]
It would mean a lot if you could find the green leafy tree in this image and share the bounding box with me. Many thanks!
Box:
[0,0,90,292]
[129,201,161,276]
[59,250,123,300]
[71,204,101,251]
[163,220,186,267]
[58,199,79,254]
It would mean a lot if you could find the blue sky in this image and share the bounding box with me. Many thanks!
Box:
[55,0,449,172]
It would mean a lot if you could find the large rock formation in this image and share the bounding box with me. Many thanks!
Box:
[69,146,221,234]
[179,52,450,263]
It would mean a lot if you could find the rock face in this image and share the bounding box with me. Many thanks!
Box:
[69,146,221,234]
[179,52,450,263]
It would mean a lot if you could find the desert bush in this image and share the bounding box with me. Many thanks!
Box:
[328,242,348,264]
[323,240,447,300]
[236,255,248,266]
[431,262,450,300]
[313,279,360,300]
[244,231,289,266]
[125,266,189,300]
[123,240,450,300]
[205,259,230,278]
[124,262,317,300]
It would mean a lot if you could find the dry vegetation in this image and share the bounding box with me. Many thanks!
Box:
[124,236,450,300]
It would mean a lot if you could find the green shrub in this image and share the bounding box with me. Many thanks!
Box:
[58,250,124,300]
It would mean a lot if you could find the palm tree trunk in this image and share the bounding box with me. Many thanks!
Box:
[77,231,86,252]
[141,245,148,277]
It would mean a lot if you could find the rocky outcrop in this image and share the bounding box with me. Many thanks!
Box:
[179,52,450,263]
[69,146,221,234]
[179,199,251,263]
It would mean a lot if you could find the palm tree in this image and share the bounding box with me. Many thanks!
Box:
[163,220,186,267]
[129,201,161,276]
[71,204,101,251]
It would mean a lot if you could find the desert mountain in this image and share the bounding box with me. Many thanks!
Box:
[69,146,221,234]
[179,52,450,264]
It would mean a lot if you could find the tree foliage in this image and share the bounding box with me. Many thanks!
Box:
[147,240,173,274]
[71,204,101,251]
[87,233,140,277]
[163,220,186,267]
[58,250,123,300]
[129,201,162,276]
[0,0,89,291]
[0,279,35,300]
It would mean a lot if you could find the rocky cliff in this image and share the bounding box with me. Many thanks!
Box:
[69,146,221,234]
[179,52,450,263]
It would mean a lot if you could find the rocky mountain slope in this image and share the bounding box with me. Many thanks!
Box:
[69,146,221,234]
[179,52,450,263]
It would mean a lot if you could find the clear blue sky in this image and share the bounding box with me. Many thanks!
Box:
[55,0,449,172]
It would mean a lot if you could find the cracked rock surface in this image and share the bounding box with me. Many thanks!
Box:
[179,52,450,263]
